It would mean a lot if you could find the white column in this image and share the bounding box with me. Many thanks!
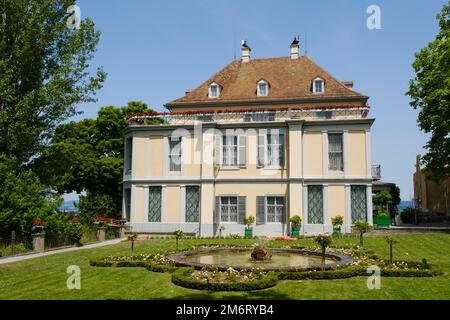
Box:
[322,130,328,177]
[367,184,373,225]
[302,131,306,178]
[130,185,136,223]
[180,185,186,223]
[343,130,349,177]
[131,135,136,180]
[365,129,372,178]
[323,184,329,233]
[345,184,351,233]
[302,184,308,232]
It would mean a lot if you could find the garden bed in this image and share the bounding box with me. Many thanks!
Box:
[90,253,176,273]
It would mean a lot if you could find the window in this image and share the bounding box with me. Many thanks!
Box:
[313,78,324,93]
[222,135,238,167]
[351,185,367,223]
[169,137,182,172]
[328,133,343,171]
[148,186,162,222]
[316,111,333,119]
[307,185,323,224]
[266,197,285,223]
[245,112,275,122]
[257,80,269,96]
[220,197,238,222]
[185,186,200,223]
[258,130,285,167]
[197,115,213,122]
[208,83,220,98]
[125,137,133,173]
[124,189,131,221]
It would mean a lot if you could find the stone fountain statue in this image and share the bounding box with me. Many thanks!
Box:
[251,237,272,261]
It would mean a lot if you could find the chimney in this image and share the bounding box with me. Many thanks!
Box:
[290,37,300,60]
[342,81,354,89]
[241,40,251,63]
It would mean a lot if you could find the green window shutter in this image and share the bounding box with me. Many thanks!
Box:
[238,135,246,166]
[257,134,266,166]
[307,185,323,224]
[256,196,266,225]
[351,185,367,223]
[215,196,220,224]
[148,186,162,222]
[185,186,200,223]
[238,196,246,224]
[279,134,285,167]
[280,197,286,223]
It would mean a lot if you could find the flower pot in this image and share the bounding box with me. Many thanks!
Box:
[291,226,301,237]
[244,227,253,238]
[374,215,390,228]
[332,225,342,235]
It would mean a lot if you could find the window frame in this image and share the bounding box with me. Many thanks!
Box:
[208,82,220,98]
[258,130,285,169]
[185,185,200,223]
[221,135,239,168]
[147,186,162,223]
[219,196,239,223]
[313,77,325,94]
[328,132,344,172]
[168,136,182,173]
[257,80,269,97]
[265,196,285,224]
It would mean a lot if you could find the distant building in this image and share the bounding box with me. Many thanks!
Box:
[414,155,450,215]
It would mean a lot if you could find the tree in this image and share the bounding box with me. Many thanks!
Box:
[0,155,61,237]
[313,234,332,270]
[373,191,392,213]
[36,102,163,217]
[0,0,106,168]
[353,221,372,256]
[407,4,450,181]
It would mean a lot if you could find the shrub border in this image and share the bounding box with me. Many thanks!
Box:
[171,267,279,291]
[89,257,176,273]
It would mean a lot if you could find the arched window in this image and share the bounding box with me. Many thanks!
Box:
[257,80,269,97]
[312,77,325,94]
[208,82,220,98]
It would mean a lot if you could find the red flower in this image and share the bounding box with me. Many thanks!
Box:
[33,219,45,226]
[99,216,109,222]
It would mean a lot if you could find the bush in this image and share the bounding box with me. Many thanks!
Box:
[289,215,302,227]
[331,216,344,226]
[171,267,279,291]
[67,223,83,245]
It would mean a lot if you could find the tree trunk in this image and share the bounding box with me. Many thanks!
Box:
[176,238,179,252]
[131,240,134,258]
[322,247,326,270]
[359,233,364,256]
[390,243,393,264]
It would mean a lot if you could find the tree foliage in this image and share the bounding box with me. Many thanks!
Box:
[0,155,61,237]
[407,4,450,181]
[37,102,164,217]
[0,0,106,167]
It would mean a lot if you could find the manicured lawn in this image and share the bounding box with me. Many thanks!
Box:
[0,233,449,300]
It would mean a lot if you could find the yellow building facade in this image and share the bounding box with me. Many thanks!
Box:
[123,41,375,236]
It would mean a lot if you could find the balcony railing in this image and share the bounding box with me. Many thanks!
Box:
[372,165,381,180]
[126,105,370,126]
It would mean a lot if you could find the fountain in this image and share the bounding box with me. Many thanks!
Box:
[168,240,353,272]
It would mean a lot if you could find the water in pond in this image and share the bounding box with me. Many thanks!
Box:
[181,250,335,268]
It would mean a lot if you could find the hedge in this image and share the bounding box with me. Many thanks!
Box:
[89,258,175,273]
[171,267,279,291]
[277,265,442,280]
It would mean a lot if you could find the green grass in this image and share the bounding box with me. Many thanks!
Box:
[0,233,449,300]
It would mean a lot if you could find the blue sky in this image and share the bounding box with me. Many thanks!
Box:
[69,0,447,201]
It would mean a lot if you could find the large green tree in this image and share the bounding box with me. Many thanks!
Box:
[0,0,106,167]
[407,3,450,181]
[37,102,163,217]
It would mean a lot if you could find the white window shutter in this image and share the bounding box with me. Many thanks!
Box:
[257,134,266,166]
[214,135,222,166]
[238,135,246,167]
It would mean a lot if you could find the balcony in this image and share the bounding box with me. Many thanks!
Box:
[126,105,370,126]
[372,165,381,180]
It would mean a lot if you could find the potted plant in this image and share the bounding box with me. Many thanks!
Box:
[331,216,344,235]
[289,215,302,237]
[373,212,390,228]
[243,216,255,238]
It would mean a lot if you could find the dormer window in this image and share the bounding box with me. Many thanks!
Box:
[313,77,324,94]
[257,80,269,97]
[208,82,220,98]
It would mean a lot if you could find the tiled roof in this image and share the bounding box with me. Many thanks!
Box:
[165,55,367,109]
